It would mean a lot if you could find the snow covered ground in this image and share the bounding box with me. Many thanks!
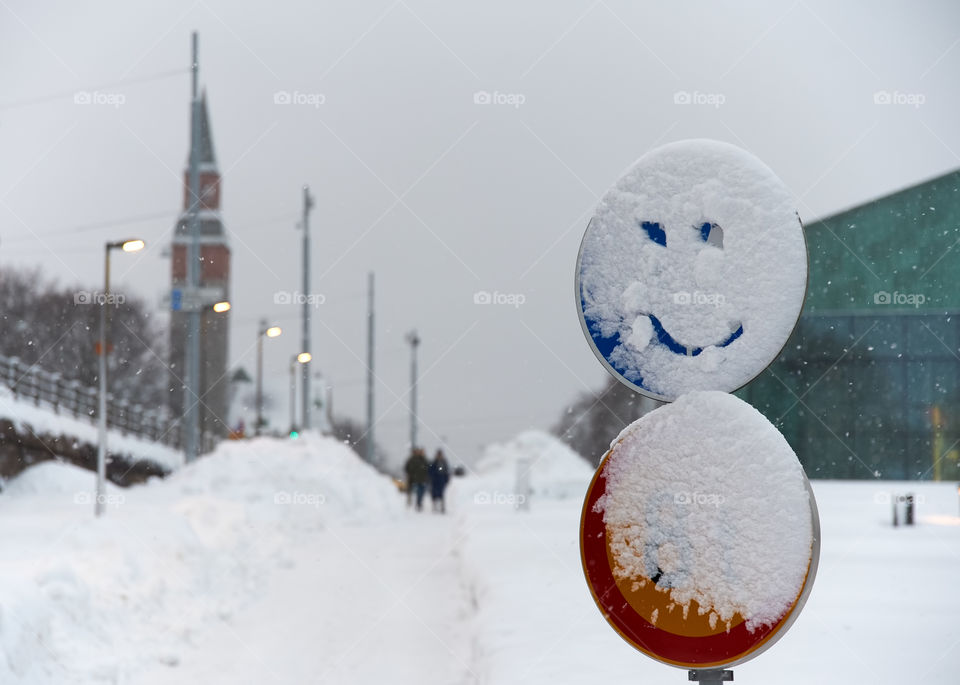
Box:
[456,441,960,684]
[0,430,957,683]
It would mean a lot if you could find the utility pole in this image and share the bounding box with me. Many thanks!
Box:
[96,249,110,516]
[183,31,202,462]
[289,355,298,434]
[365,272,375,463]
[405,330,420,451]
[300,185,314,431]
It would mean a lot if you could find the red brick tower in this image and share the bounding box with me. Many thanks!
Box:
[169,91,231,445]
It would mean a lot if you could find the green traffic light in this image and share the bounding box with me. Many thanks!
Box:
[289,430,299,439]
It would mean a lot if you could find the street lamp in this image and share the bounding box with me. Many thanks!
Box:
[289,352,311,436]
[255,319,282,436]
[96,238,144,517]
[405,330,420,451]
[198,300,231,453]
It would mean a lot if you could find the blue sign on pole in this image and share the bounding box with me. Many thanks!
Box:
[171,289,183,311]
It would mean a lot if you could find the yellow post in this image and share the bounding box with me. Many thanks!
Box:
[931,406,943,482]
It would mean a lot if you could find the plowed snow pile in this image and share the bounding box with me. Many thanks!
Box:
[471,430,594,502]
[0,435,401,684]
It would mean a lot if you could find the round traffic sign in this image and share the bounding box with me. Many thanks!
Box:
[580,391,819,669]
[576,139,807,402]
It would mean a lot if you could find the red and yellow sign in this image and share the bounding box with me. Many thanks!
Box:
[580,452,817,669]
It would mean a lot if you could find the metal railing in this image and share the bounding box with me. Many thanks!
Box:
[0,355,182,449]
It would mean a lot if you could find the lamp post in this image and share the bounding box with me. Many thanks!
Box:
[198,300,231,453]
[255,319,282,436]
[289,352,311,435]
[300,185,314,431]
[96,238,144,517]
[405,330,420,452]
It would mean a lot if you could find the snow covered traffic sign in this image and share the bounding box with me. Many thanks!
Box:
[576,139,807,402]
[580,392,820,669]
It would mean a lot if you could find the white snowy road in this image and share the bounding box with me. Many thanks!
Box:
[133,513,475,685]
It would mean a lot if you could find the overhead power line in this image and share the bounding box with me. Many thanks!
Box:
[0,67,189,112]
[3,210,177,244]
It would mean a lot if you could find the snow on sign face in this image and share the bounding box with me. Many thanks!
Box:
[580,391,819,669]
[576,139,807,401]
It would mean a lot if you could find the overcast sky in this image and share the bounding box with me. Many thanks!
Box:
[2,0,958,469]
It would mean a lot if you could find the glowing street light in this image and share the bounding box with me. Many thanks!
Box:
[255,319,282,436]
[290,352,312,434]
[96,238,145,517]
[212,300,231,313]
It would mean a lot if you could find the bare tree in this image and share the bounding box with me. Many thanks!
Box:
[331,415,388,469]
[0,267,169,408]
[552,376,657,467]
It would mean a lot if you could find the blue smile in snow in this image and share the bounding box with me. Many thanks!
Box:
[647,314,743,357]
[584,312,742,361]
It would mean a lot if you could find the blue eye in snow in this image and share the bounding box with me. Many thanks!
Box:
[698,222,724,248]
[639,220,667,246]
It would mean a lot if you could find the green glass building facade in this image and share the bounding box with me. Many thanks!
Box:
[738,169,960,480]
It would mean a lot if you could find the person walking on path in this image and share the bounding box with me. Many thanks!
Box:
[429,449,451,514]
[404,448,430,511]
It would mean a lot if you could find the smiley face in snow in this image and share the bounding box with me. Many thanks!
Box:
[576,139,807,401]
[621,218,742,357]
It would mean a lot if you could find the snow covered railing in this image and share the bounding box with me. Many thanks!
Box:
[0,355,181,449]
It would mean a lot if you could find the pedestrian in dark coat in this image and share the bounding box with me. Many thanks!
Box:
[429,449,450,513]
[404,448,430,511]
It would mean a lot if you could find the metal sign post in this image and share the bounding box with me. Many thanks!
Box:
[688,670,733,683]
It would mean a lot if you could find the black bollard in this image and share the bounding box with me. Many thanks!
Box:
[905,493,915,526]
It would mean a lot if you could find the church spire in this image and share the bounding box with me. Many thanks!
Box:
[197,89,216,167]
[175,90,224,239]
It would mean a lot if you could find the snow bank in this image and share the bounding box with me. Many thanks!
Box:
[0,433,400,684]
[163,433,401,525]
[469,430,594,503]
[596,391,814,631]
[1,460,110,498]
[578,139,806,400]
